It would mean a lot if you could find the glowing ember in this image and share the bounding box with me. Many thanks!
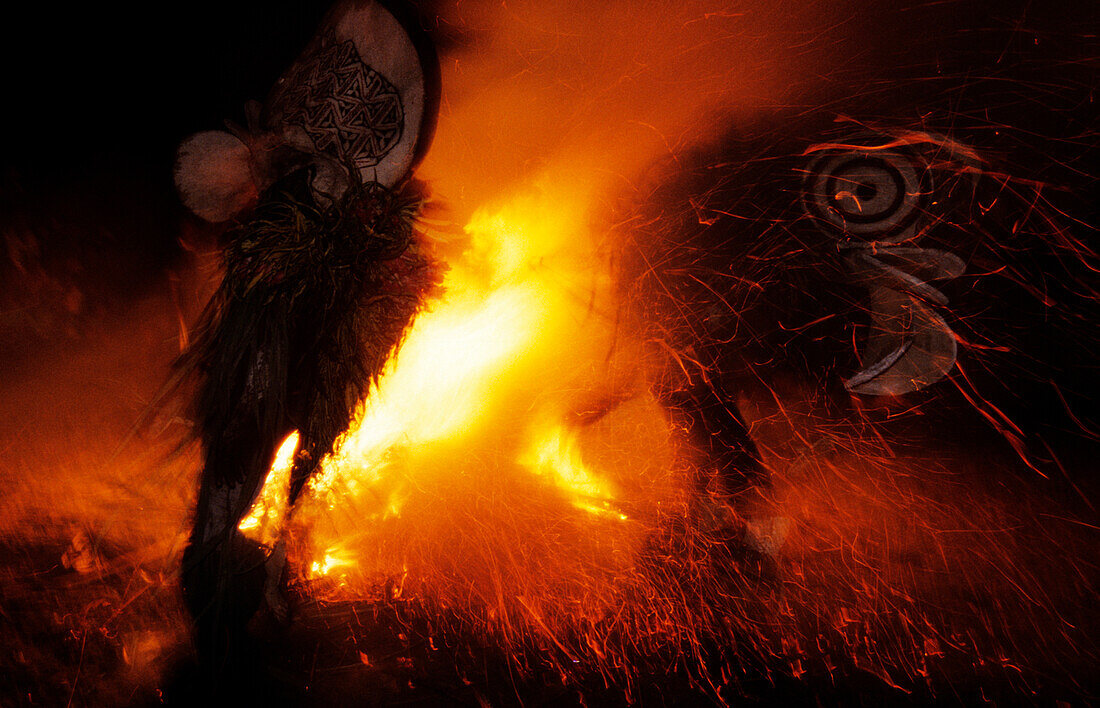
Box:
[0,1,1096,703]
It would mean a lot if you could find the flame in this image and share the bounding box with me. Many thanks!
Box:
[234,178,674,590]
[309,547,353,579]
[296,182,660,577]
[319,186,595,474]
[519,424,623,519]
[234,0,819,583]
[238,430,298,546]
[2,3,1095,700]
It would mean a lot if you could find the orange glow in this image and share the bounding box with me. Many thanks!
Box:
[309,546,353,579]
[269,0,830,586]
[215,0,902,676]
[239,430,298,547]
[287,181,678,585]
[239,0,825,607]
[520,425,623,519]
[1,3,1094,701]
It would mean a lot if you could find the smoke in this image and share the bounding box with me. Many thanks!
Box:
[420,0,840,211]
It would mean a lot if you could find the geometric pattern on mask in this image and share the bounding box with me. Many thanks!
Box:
[272,35,404,172]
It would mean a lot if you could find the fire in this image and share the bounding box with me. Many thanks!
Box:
[240,180,680,589]
[520,425,624,519]
[238,430,298,547]
[231,0,810,587]
[2,3,1094,702]
[309,547,353,579]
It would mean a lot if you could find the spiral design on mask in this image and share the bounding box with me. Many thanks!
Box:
[804,147,932,244]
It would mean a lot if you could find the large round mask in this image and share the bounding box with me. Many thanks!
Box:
[175,0,440,221]
[264,0,440,190]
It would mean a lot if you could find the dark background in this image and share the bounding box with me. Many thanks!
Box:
[0,1,333,278]
[0,0,1094,279]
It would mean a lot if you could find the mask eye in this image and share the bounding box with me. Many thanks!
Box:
[803,143,933,246]
[801,133,966,396]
